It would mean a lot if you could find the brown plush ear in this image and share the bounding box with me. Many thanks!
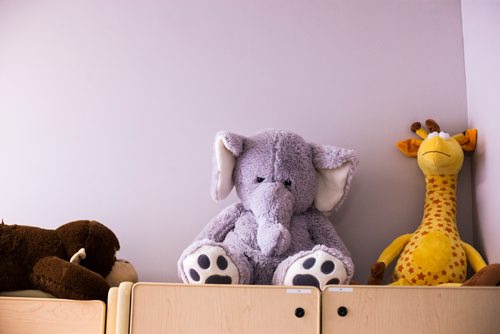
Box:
[396,139,422,158]
[452,128,477,152]
[56,220,120,278]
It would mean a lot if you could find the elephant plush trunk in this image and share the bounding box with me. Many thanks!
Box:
[250,183,295,256]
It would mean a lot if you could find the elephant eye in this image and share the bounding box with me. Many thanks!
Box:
[256,177,265,183]
[284,179,292,186]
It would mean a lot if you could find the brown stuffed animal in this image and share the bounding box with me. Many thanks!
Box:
[0,220,138,301]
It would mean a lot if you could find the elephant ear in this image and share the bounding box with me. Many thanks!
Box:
[211,131,245,200]
[311,144,358,214]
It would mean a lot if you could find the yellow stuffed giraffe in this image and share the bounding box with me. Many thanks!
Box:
[368,119,497,286]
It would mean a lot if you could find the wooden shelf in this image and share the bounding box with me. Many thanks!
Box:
[322,285,500,334]
[128,283,320,334]
[0,296,106,334]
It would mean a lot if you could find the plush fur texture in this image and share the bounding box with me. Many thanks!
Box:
[179,129,358,288]
[0,220,136,301]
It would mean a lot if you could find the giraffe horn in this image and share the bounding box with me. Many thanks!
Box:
[411,122,428,139]
[425,119,440,133]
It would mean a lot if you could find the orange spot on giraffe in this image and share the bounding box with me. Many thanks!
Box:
[452,252,457,257]
[417,272,426,280]
[433,199,441,205]
[460,259,465,266]
[409,267,414,274]
[411,278,417,284]
[428,178,436,184]
[446,228,453,233]
[398,265,404,272]
[442,270,447,275]
[421,231,429,236]
[433,274,439,280]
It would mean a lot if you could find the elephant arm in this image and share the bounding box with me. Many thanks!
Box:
[307,213,351,256]
[194,203,245,243]
[306,212,355,282]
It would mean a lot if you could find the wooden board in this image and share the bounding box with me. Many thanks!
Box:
[106,287,119,334]
[129,283,320,334]
[0,296,105,334]
[322,285,500,334]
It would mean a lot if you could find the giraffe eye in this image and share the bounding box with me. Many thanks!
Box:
[256,177,265,183]
[439,131,450,140]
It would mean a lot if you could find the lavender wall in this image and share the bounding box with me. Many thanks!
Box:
[0,0,472,282]
[462,0,500,263]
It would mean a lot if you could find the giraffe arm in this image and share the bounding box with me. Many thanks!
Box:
[462,242,487,273]
[376,234,412,266]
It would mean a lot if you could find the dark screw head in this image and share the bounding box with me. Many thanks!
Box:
[295,307,305,318]
[337,306,348,317]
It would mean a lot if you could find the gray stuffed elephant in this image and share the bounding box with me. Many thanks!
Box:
[178,129,358,289]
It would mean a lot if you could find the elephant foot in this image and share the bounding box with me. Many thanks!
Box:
[179,241,253,285]
[273,246,349,290]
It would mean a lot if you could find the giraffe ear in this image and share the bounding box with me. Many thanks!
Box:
[452,129,477,152]
[396,139,422,158]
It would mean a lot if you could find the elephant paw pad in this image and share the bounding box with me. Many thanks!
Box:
[283,250,347,289]
[182,245,239,284]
